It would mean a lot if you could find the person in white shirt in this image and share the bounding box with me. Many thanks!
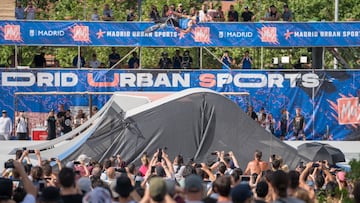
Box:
[88,53,101,68]
[91,8,100,21]
[15,110,29,140]
[0,110,13,140]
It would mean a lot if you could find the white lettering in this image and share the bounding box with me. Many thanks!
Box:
[301,73,319,88]
[119,73,136,87]
[284,73,301,88]
[37,73,53,86]
[268,74,284,88]
[233,74,267,88]
[172,73,190,87]
[217,74,233,87]
[137,73,153,87]
[154,73,171,87]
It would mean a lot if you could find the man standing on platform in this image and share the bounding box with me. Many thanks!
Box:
[0,110,12,140]
[46,109,56,140]
[293,107,306,140]
[15,110,29,140]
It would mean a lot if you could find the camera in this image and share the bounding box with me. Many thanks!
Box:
[151,166,156,173]
[50,158,57,162]
[240,175,251,182]
[73,161,81,165]
[157,148,163,162]
[4,161,14,169]
[312,163,320,167]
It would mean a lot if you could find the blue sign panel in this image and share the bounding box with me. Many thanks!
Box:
[0,21,359,47]
[1,69,360,141]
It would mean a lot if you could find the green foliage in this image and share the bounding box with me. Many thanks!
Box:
[2,0,359,69]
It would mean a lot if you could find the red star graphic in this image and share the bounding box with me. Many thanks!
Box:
[284,29,294,40]
[96,29,106,39]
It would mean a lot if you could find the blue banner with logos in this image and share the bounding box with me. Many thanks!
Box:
[0,69,360,141]
[0,21,360,47]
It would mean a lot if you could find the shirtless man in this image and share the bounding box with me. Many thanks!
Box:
[244,150,269,176]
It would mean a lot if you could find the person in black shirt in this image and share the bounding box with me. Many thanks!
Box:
[33,52,46,68]
[227,5,238,22]
[247,106,258,121]
[47,110,56,140]
[127,7,136,21]
[158,52,172,69]
[293,107,305,140]
[172,50,182,69]
[61,110,72,135]
[109,47,121,68]
[241,6,255,22]
[59,168,83,203]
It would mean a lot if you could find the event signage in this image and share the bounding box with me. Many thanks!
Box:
[1,69,360,141]
[0,21,360,47]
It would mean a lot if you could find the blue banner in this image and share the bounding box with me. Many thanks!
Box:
[1,69,360,141]
[0,21,360,47]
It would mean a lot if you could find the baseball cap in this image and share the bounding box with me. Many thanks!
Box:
[77,154,91,164]
[244,6,249,9]
[165,179,176,197]
[149,177,167,202]
[231,183,253,203]
[184,174,203,192]
[77,177,92,194]
[83,187,112,203]
[2,110,6,113]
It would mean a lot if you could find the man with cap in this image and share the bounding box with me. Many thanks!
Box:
[184,174,204,203]
[0,110,13,140]
[231,182,253,203]
[241,6,255,22]
[15,110,29,140]
[148,177,168,203]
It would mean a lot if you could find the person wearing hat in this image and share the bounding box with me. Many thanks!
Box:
[0,110,13,140]
[231,182,254,203]
[241,6,255,22]
[184,174,204,202]
[158,52,172,69]
[149,177,168,203]
[15,110,29,140]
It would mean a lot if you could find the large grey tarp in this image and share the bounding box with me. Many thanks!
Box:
[63,88,308,169]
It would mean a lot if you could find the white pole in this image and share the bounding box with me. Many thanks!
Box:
[77,46,81,69]
[334,0,339,69]
[14,45,18,68]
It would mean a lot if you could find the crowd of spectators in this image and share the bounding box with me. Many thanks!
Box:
[1,148,359,203]
[14,1,294,22]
